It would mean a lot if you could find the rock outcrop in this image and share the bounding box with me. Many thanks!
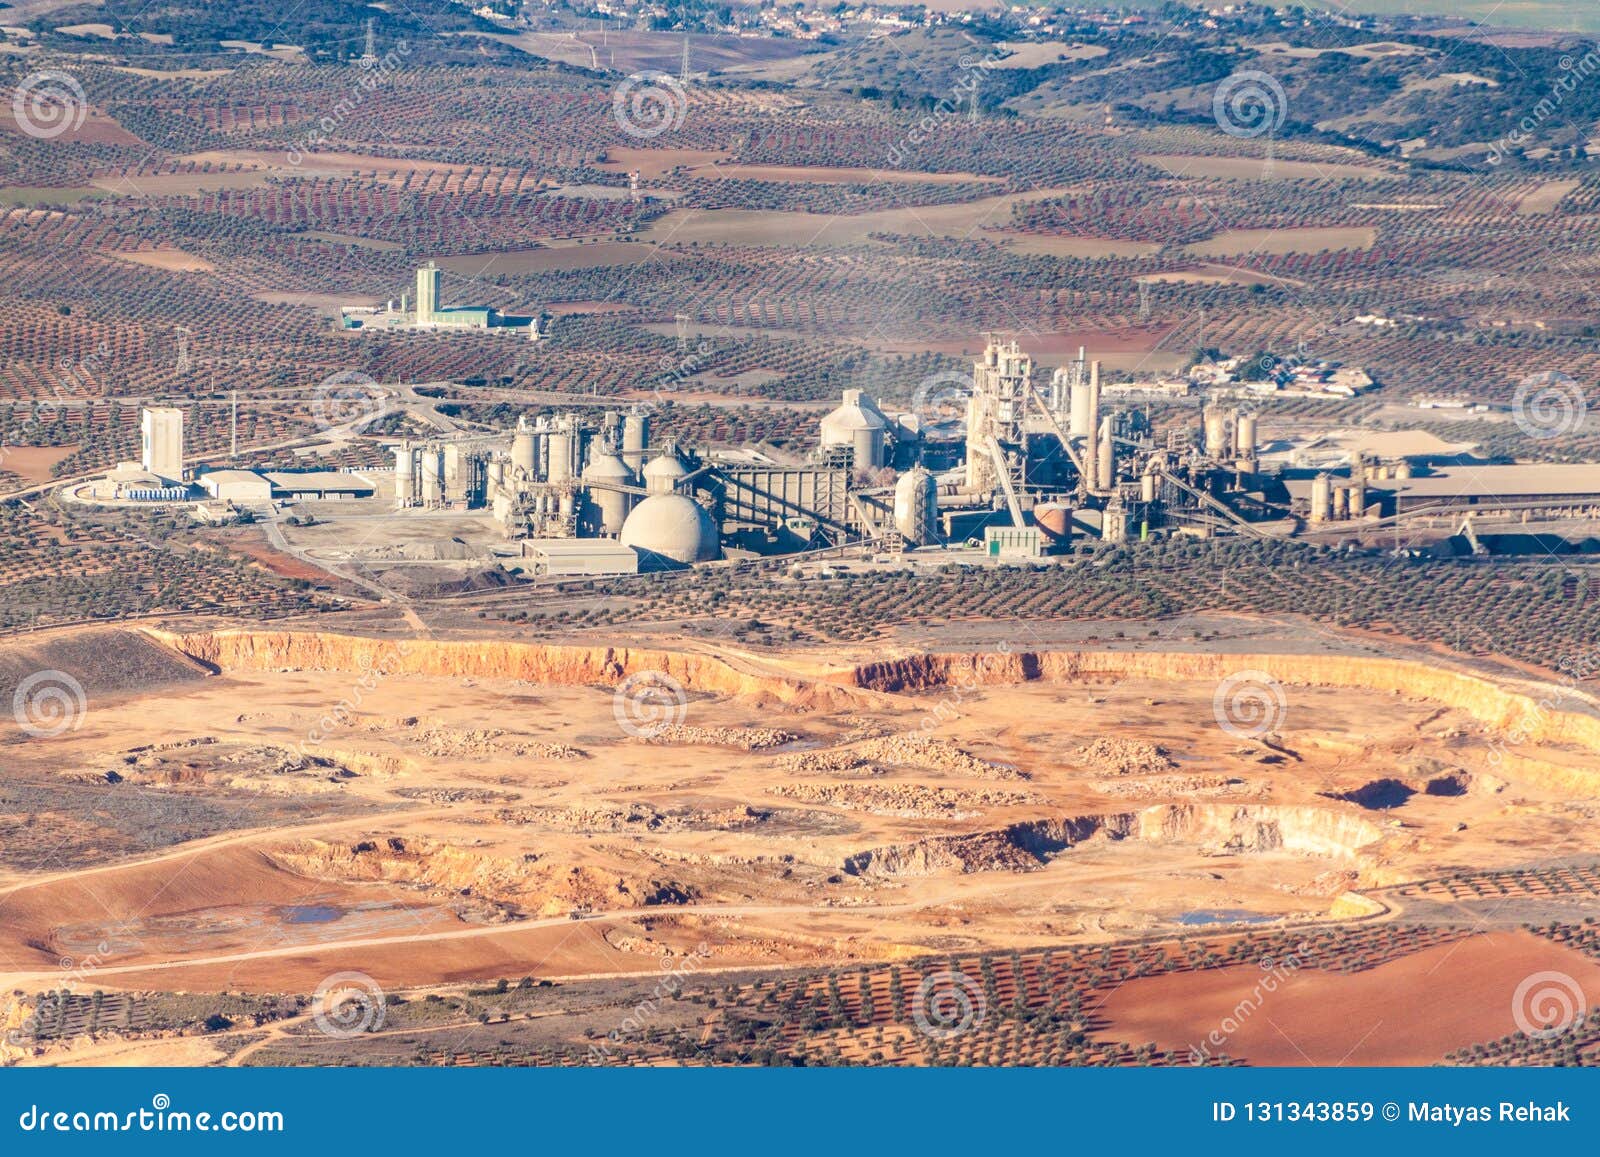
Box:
[148,629,869,712]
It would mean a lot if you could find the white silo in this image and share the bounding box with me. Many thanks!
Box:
[1235,413,1258,459]
[420,449,444,506]
[393,443,415,507]
[820,389,888,469]
[1203,404,1230,459]
[547,422,574,484]
[1096,415,1115,491]
[622,410,650,474]
[582,447,634,536]
[643,445,689,495]
[893,466,938,546]
[512,416,536,482]
[1310,473,1332,523]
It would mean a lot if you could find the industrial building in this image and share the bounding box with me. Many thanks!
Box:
[140,407,184,485]
[198,468,375,503]
[338,261,544,336]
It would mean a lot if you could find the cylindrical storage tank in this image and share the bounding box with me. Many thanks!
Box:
[820,389,888,467]
[1236,413,1257,458]
[853,424,885,471]
[1203,405,1230,459]
[547,428,573,484]
[393,444,415,506]
[582,448,634,536]
[512,419,535,482]
[443,444,462,498]
[1034,502,1073,550]
[1069,380,1095,439]
[1350,478,1367,519]
[892,466,938,546]
[1396,460,1414,479]
[487,459,505,498]
[1332,486,1349,520]
[643,447,688,495]
[1140,471,1157,505]
[420,450,444,505]
[558,491,575,521]
[622,411,649,474]
[1310,473,1332,523]
[1096,419,1115,491]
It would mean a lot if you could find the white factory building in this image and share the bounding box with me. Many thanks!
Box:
[140,406,184,485]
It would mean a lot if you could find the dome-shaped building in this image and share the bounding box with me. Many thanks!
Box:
[819,389,889,469]
[642,446,689,495]
[620,493,721,567]
[581,448,634,536]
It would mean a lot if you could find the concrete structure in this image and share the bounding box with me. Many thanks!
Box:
[893,466,939,546]
[521,539,639,577]
[581,446,634,536]
[984,525,1044,558]
[198,469,272,503]
[340,262,537,334]
[820,389,890,470]
[415,261,440,325]
[620,494,721,567]
[140,407,184,484]
[643,447,689,495]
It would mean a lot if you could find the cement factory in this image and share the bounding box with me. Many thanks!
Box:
[349,337,1600,576]
[58,338,1600,580]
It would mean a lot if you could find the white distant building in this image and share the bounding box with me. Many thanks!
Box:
[140,407,184,484]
